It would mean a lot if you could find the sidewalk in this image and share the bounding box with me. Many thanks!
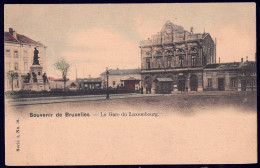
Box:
[6,93,163,106]
[6,91,256,106]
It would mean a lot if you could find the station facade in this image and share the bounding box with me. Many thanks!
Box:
[140,21,256,93]
[140,21,216,93]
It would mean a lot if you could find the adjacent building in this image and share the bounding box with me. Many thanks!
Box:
[76,78,102,90]
[48,77,70,90]
[4,28,47,91]
[140,21,216,93]
[100,68,141,90]
[203,60,257,91]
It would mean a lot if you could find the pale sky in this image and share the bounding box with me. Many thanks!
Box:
[4,3,256,80]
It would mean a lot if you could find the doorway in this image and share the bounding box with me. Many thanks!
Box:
[218,78,225,91]
[190,74,198,91]
[241,80,246,91]
[178,76,186,92]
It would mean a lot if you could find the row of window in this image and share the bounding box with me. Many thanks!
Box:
[5,61,29,71]
[207,78,257,87]
[5,49,29,58]
[146,56,197,69]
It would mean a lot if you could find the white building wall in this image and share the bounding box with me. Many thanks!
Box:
[101,74,141,89]
[4,42,47,91]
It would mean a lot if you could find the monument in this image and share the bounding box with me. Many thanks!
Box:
[22,48,50,91]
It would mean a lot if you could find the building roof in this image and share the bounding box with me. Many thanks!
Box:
[77,78,102,83]
[204,61,256,70]
[121,77,141,81]
[161,21,186,33]
[100,69,141,76]
[48,77,69,81]
[154,78,174,82]
[4,29,44,46]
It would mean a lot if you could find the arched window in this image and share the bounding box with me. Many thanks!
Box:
[189,47,198,53]
[176,48,185,55]
[165,50,174,57]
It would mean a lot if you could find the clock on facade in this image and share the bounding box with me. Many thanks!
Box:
[166,25,173,34]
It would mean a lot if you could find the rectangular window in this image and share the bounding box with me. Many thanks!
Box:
[113,81,115,86]
[14,51,19,58]
[241,72,246,76]
[157,58,161,68]
[6,49,11,57]
[146,58,150,69]
[179,56,184,67]
[24,62,28,71]
[231,78,236,88]
[24,51,28,57]
[6,62,11,70]
[252,72,256,76]
[253,79,256,86]
[191,55,196,66]
[167,57,172,68]
[14,63,18,70]
[208,78,212,88]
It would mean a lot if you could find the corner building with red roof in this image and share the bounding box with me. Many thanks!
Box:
[4,28,47,91]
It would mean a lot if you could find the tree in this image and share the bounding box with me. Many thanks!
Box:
[7,71,18,92]
[54,59,70,91]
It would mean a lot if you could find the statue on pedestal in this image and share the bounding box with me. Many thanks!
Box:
[26,73,31,83]
[33,47,40,65]
[42,73,49,83]
[32,72,37,83]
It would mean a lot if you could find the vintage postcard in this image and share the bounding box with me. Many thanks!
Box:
[4,3,257,166]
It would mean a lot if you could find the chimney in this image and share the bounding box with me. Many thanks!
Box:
[9,28,17,40]
[246,56,248,62]
[190,27,193,34]
[9,28,14,35]
[241,58,243,63]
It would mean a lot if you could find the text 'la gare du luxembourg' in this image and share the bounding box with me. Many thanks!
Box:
[29,112,159,117]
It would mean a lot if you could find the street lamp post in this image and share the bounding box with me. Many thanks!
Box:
[106,67,110,99]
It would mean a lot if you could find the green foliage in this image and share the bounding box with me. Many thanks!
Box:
[6,71,17,80]
[54,59,70,79]
[54,59,70,91]
[6,71,18,92]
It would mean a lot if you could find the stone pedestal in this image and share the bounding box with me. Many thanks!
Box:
[23,65,50,91]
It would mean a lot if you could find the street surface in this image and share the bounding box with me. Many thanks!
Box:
[6,91,257,114]
[6,93,162,106]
